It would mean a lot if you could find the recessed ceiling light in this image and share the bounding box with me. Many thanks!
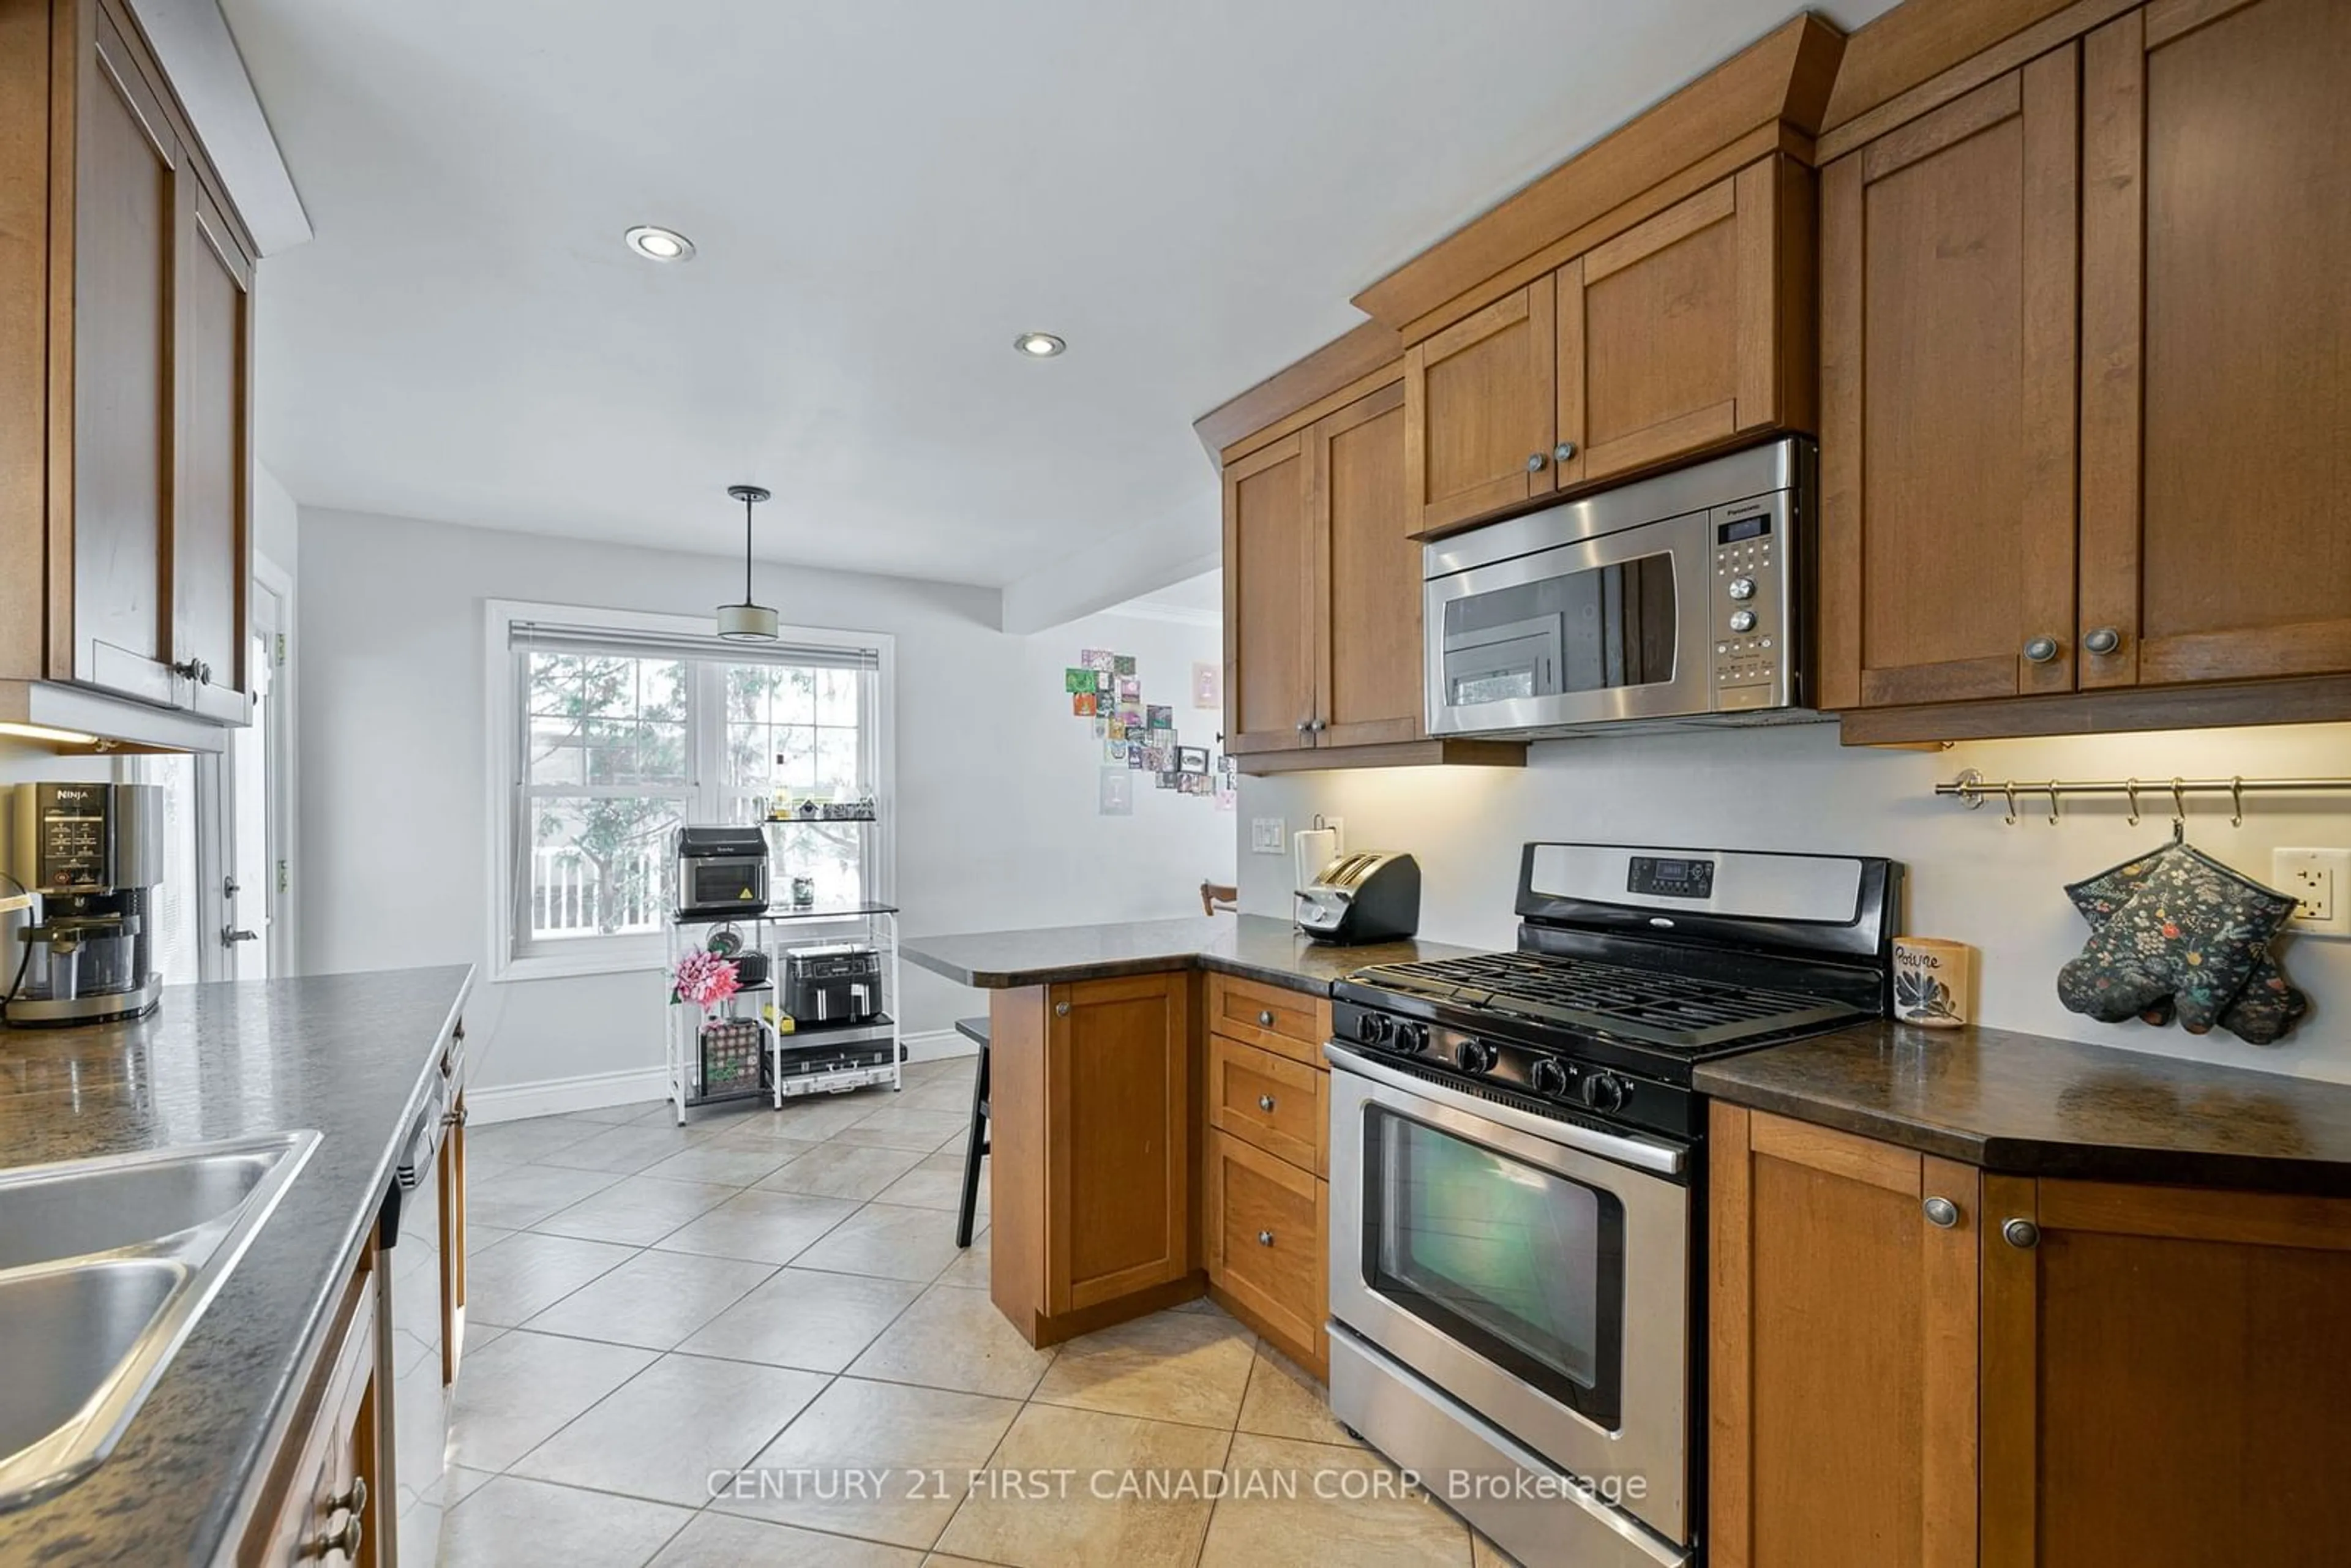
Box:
[1014,332,1066,358]
[624,225,696,263]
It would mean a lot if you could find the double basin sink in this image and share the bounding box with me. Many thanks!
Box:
[0,1131,319,1512]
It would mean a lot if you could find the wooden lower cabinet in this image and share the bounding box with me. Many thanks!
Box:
[1712,1103,2351,1568]
[1205,1127,1329,1377]
[1207,1031,1326,1176]
[241,1239,381,1567]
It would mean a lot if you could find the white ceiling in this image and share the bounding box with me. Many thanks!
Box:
[223,0,1895,614]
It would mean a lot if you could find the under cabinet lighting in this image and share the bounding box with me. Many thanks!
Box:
[0,721,102,746]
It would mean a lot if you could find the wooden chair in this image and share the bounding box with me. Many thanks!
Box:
[952,1015,990,1248]
[1201,881,1239,915]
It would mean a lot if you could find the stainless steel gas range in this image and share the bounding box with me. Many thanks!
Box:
[1325,841,1899,1568]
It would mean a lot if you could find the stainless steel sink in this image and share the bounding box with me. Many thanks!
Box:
[0,1131,320,1511]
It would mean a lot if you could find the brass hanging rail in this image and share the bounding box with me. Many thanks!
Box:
[1937,770,2351,827]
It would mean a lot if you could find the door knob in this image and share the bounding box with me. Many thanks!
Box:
[2022,636,2061,664]
[1922,1196,1960,1229]
[1553,442,1578,463]
[1524,452,1547,473]
[2083,626,2123,655]
[2003,1218,2041,1250]
[222,926,260,947]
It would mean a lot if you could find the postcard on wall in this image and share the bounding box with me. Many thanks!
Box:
[1081,648,1116,673]
[1215,776,1236,811]
[1114,655,1137,677]
[1092,716,1108,738]
[1072,692,1097,717]
[1108,719,1127,741]
[1192,662,1221,708]
[1177,746,1210,775]
[1128,741,1148,769]
[1064,667,1095,694]
[1104,738,1128,763]
[1096,670,1114,692]
[1116,675,1142,701]
[1157,770,1181,790]
[1099,768,1133,816]
[1147,705,1172,730]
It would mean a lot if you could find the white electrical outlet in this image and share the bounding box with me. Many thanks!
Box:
[2273,848,2351,937]
[1250,817,1287,855]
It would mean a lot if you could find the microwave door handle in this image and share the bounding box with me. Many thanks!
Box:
[1322,1039,1685,1177]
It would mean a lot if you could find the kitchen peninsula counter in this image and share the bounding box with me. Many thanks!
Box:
[0,966,473,1566]
[902,912,1477,992]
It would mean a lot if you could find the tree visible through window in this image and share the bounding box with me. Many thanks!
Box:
[525,653,689,938]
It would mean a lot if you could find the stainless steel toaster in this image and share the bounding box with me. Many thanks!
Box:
[1295,851,1422,945]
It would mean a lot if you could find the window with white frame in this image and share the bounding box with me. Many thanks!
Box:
[489,603,893,978]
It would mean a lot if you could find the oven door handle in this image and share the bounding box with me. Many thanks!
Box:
[1323,1040,1685,1177]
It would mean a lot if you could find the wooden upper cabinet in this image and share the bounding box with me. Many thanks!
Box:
[1818,52,2081,711]
[1978,1176,2351,1567]
[1711,1105,1979,1568]
[2076,0,2351,690]
[1310,381,1420,748]
[1044,972,1192,1316]
[1562,159,1813,487]
[175,178,253,718]
[1222,435,1314,754]
[70,6,181,704]
[1403,282,1554,533]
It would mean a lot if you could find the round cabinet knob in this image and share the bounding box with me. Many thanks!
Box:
[1922,1196,1960,1229]
[1258,1093,1277,1113]
[1728,609,1758,635]
[326,1477,367,1516]
[2083,626,2123,655]
[1553,441,1578,464]
[2022,636,2061,664]
[1054,1002,1070,1018]
[1726,577,1757,602]
[1579,1073,1628,1112]
[1256,1229,1275,1247]
[1258,1010,1275,1028]
[1524,452,1548,473]
[309,1517,362,1561]
[1530,1057,1570,1098]
[1295,720,1311,734]
[1310,719,1327,732]
[2003,1218,2042,1250]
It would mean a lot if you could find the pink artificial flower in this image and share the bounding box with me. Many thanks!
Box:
[672,948,742,1016]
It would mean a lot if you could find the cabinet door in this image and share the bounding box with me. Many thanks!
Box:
[174,176,252,717]
[1818,53,2080,710]
[70,6,181,703]
[2076,0,2351,688]
[1403,281,1554,533]
[1223,435,1314,754]
[1560,160,1805,486]
[1980,1176,2351,1567]
[1044,973,1191,1315]
[1310,380,1420,749]
[1710,1105,1978,1568]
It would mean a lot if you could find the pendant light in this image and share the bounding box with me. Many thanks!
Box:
[716,484,780,642]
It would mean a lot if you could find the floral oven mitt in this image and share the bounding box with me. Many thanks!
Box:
[2057,845,2303,1041]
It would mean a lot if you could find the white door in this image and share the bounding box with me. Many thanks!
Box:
[225,568,290,979]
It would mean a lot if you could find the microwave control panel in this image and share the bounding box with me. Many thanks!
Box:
[1711,494,1794,711]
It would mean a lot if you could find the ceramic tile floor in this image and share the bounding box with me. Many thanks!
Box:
[443,1055,1521,1568]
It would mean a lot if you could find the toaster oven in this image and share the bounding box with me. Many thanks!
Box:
[675,825,769,915]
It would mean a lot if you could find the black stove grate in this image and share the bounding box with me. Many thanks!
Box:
[1354,950,1861,1051]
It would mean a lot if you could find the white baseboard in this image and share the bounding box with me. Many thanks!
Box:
[467,1065,670,1125]
[468,1031,975,1124]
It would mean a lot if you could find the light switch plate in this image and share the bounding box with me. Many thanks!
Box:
[2273,848,2351,937]
[1250,817,1286,855]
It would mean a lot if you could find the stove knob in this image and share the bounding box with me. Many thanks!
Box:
[1355,1011,1390,1046]
[1579,1073,1629,1113]
[1530,1058,1570,1099]
[1453,1038,1498,1075]
[1393,1022,1428,1056]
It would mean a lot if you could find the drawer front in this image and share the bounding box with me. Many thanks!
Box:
[1208,1032,1326,1176]
[1207,973,1332,1067]
[1207,1130,1327,1361]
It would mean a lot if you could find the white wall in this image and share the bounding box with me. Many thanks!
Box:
[297,509,1231,1096]
[1240,721,2351,1082]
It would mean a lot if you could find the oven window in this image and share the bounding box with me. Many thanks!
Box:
[1441,552,1676,707]
[688,859,765,909]
[1362,1107,1625,1427]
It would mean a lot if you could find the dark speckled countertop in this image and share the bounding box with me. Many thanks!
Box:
[902,913,1479,992]
[1699,1021,2351,1195]
[0,965,473,1566]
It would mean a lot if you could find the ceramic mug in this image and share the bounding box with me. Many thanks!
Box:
[1893,937,1972,1029]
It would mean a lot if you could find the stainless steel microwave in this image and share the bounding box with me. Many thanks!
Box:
[1424,438,1814,738]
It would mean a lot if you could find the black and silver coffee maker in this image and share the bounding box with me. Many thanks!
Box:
[5,782,167,1027]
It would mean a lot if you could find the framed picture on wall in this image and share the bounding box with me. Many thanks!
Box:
[1177,746,1209,775]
